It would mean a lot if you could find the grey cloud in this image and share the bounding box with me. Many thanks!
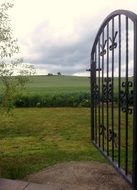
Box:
[21,19,96,75]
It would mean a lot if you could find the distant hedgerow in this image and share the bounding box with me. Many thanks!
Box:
[14,92,91,107]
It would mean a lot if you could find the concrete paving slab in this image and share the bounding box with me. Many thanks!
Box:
[0,178,63,190]
[25,183,62,190]
[0,178,29,190]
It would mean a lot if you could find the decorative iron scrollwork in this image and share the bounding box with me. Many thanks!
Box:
[108,129,118,148]
[92,82,99,106]
[99,124,117,147]
[120,81,133,114]
[99,124,106,135]
[100,31,118,56]
[100,40,107,56]
[109,31,118,51]
[103,77,112,102]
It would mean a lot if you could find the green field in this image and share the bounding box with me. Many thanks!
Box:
[0,74,132,98]
[24,75,90,95]
[0,75,90,107]
[0,108,105,179]
[0,75,88,96]
[0,75,133,96]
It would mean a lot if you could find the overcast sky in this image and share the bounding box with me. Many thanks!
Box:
[2,0,137,76]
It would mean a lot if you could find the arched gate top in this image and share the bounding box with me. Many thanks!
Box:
[91,9,137,57]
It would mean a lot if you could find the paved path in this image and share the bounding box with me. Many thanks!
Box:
[0,178,62,190]
[0,161,132,190]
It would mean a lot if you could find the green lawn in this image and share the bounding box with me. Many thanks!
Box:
[0,108,105,179]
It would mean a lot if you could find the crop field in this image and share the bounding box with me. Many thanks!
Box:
[0,75,88,96]
[0,75,133,96]
[24,75,90,95]
[0,75,91,107]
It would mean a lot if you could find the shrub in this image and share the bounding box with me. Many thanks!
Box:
[14,92,91,108]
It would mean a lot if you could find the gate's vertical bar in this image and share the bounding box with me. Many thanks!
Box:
[102,30,105,151]
[125,16,129,175]
[98,38,101,147]
[107,23,109,156]
[118,14,121,168]
[91,53,95,142]
[132,19,137,190]
[112,17,114,161]
[95,48,97,143]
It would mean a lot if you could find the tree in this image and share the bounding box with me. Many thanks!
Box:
[57,72,61,76]
[0,2,35,113]
[47,73,53,76]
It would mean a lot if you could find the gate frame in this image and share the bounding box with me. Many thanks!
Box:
[90,10,137,189]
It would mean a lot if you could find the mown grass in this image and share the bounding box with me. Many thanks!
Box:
[0,108,105,179]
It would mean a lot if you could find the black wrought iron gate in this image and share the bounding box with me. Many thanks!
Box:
[90,10,137,189]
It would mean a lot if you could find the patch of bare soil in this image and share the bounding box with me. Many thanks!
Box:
[25,161,132,190]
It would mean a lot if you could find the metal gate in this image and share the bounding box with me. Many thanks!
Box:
[90,10,137,189]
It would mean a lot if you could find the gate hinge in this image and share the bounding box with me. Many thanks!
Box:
[96,68,101,71]
[86,69,91,71]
